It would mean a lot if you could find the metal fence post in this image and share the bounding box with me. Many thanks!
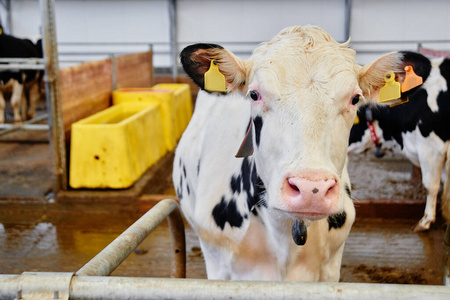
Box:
[40,0,67,193]
[169,0,178,81]
[444,222,450,286]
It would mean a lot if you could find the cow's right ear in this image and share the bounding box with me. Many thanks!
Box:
[358,51,431,104]
[180,43,249,93]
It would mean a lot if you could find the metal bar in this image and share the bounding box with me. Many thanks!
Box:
[444,223,450,286]
[0,123,49,130]
[0,64,45,70]
[1,274,449,300]
[0,114,48,137]
[167,198,186,278]
[76,199,186,278]
[40,0,67,193]
[0,58,45,63]
[5,0,11,34]
[59,42,168,46]
[169,0,178,81]
[344,0,352,41]
[110,54,117,90]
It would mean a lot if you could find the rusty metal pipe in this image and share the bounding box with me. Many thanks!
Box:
[444,223,450,286]
[76,198,185,278]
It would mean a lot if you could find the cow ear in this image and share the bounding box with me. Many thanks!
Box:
[180,43,248,93]
[359,51,431,103]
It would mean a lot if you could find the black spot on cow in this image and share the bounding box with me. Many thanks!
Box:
[312,188,319,194]
[176,186,183,202]
[253,116,263,147]
[177,175,184,201]
[345,184,352,198]
[212,196,244,230]
[224,157,267,223]
[186,184,190,195]
[230,175,242,194]
[241,158,267,215]
[328,211,347,230]
[183,165,187,177]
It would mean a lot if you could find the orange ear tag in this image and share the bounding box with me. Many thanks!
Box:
[354,114,360,125]
[378,71,401,103]
[389,97,409,108]
[401,66,423,92]
[204,60,226,92]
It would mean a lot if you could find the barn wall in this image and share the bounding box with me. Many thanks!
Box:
[5,0,450,67]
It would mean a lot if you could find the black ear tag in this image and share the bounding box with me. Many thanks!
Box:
[235,121,254,158]
[292,219,307,246]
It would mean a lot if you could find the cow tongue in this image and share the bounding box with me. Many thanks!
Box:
[292,219,307,246]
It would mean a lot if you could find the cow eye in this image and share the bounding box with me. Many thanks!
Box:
[351,94,361,105]
[249,90,261,101]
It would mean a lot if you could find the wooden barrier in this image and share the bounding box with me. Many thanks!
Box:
[116,51,153,89]
[59,51,153,139]
[60,59,113,139]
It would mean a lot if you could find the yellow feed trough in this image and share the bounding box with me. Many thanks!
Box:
[69,102,166,189]
[112,83,192,150]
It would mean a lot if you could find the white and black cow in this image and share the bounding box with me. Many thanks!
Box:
[0,27,43,123]
[174,25,431,281]
[349,57,449,232]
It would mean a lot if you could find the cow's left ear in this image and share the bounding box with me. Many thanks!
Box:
[180,43,249,93]
[358,51,431,102]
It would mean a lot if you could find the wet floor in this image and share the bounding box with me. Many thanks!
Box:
[0,141,447,284]
[0,202,445,284]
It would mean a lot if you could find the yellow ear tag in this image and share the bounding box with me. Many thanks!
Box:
[401,66,423,92]
[354,114,360,125]
[204,60,226,92]
[378,71,401,103]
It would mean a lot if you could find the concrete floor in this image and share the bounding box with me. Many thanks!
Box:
[0,139,447,285]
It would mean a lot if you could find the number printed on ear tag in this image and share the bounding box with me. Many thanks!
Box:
[204,60,226,92]
[378,71,401,103]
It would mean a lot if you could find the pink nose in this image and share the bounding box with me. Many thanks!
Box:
[282,170,340,216]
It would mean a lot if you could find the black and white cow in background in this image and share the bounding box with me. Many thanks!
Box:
[0,26,43,123]
[349,57,450,232]
[173,25,431,281]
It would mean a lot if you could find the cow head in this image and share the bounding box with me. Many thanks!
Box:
[180,25,431,221]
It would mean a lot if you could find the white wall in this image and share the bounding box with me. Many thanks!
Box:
[177,0,346,61]
[351,0,450,64]
[4,0,450,69]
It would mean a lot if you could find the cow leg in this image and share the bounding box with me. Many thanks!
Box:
[27,81,40,120]
[319,242,346,282]
[412,141,446,232]
[198,240,232,280]
[21,86,27,121]
[0,92,5,123]
[11,80,24,122]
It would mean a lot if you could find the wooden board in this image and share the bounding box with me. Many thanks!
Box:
[59,51,154,139]
[60,59,113,138]
[116,51,153,89]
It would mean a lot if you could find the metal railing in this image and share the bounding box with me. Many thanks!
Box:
[0,200,449,299]
[0,198,186,300]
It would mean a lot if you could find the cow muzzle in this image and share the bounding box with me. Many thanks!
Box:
[281,169,340,220]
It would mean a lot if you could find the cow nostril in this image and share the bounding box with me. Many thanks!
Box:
[289,181,300,192]
[325,179,337,196]
[288,178,300,193]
